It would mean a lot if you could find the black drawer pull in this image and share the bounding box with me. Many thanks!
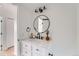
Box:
[36,49,39,51]
[0,20,2,22]
[0,32,2,35]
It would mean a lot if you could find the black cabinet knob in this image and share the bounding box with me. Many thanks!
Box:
[0,32,2,35]
[36,49,39,51]
[0,20,2,22]
[48,53,53,56]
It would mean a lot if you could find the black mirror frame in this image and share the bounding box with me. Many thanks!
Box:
[33,15,50,33]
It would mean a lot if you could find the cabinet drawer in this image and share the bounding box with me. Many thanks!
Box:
[21,48,31,56]
[32,43,51,56]
[21,52,31,56]
[21,41,31,50]
[22,48,31,53]
[32,44,47,56]
[22,41,31,46]
[21,45,31,51]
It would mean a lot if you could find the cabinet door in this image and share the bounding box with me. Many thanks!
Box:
[32,43,47,56]
[32,44,40,56]
[21,41,31,56]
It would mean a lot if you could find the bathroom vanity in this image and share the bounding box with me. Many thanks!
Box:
[19,39,53,56]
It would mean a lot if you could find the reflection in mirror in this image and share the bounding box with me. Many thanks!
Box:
[38,17,42,33]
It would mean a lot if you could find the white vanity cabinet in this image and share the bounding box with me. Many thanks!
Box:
[20,39,53,56]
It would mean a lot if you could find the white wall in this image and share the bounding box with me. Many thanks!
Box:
[77,4,79,55]
[18,3,77,56]
[0,4,17,18]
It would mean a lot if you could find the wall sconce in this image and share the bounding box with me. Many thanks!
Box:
[35,5,46,13]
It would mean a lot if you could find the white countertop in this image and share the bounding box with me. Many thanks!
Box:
[20,37,54,49]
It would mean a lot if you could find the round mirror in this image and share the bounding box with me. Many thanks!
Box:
[33,15,50,33]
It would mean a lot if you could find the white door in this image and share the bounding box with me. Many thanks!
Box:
[0,16,2,51]
[5,17,14,49]
[0,16,3,51]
